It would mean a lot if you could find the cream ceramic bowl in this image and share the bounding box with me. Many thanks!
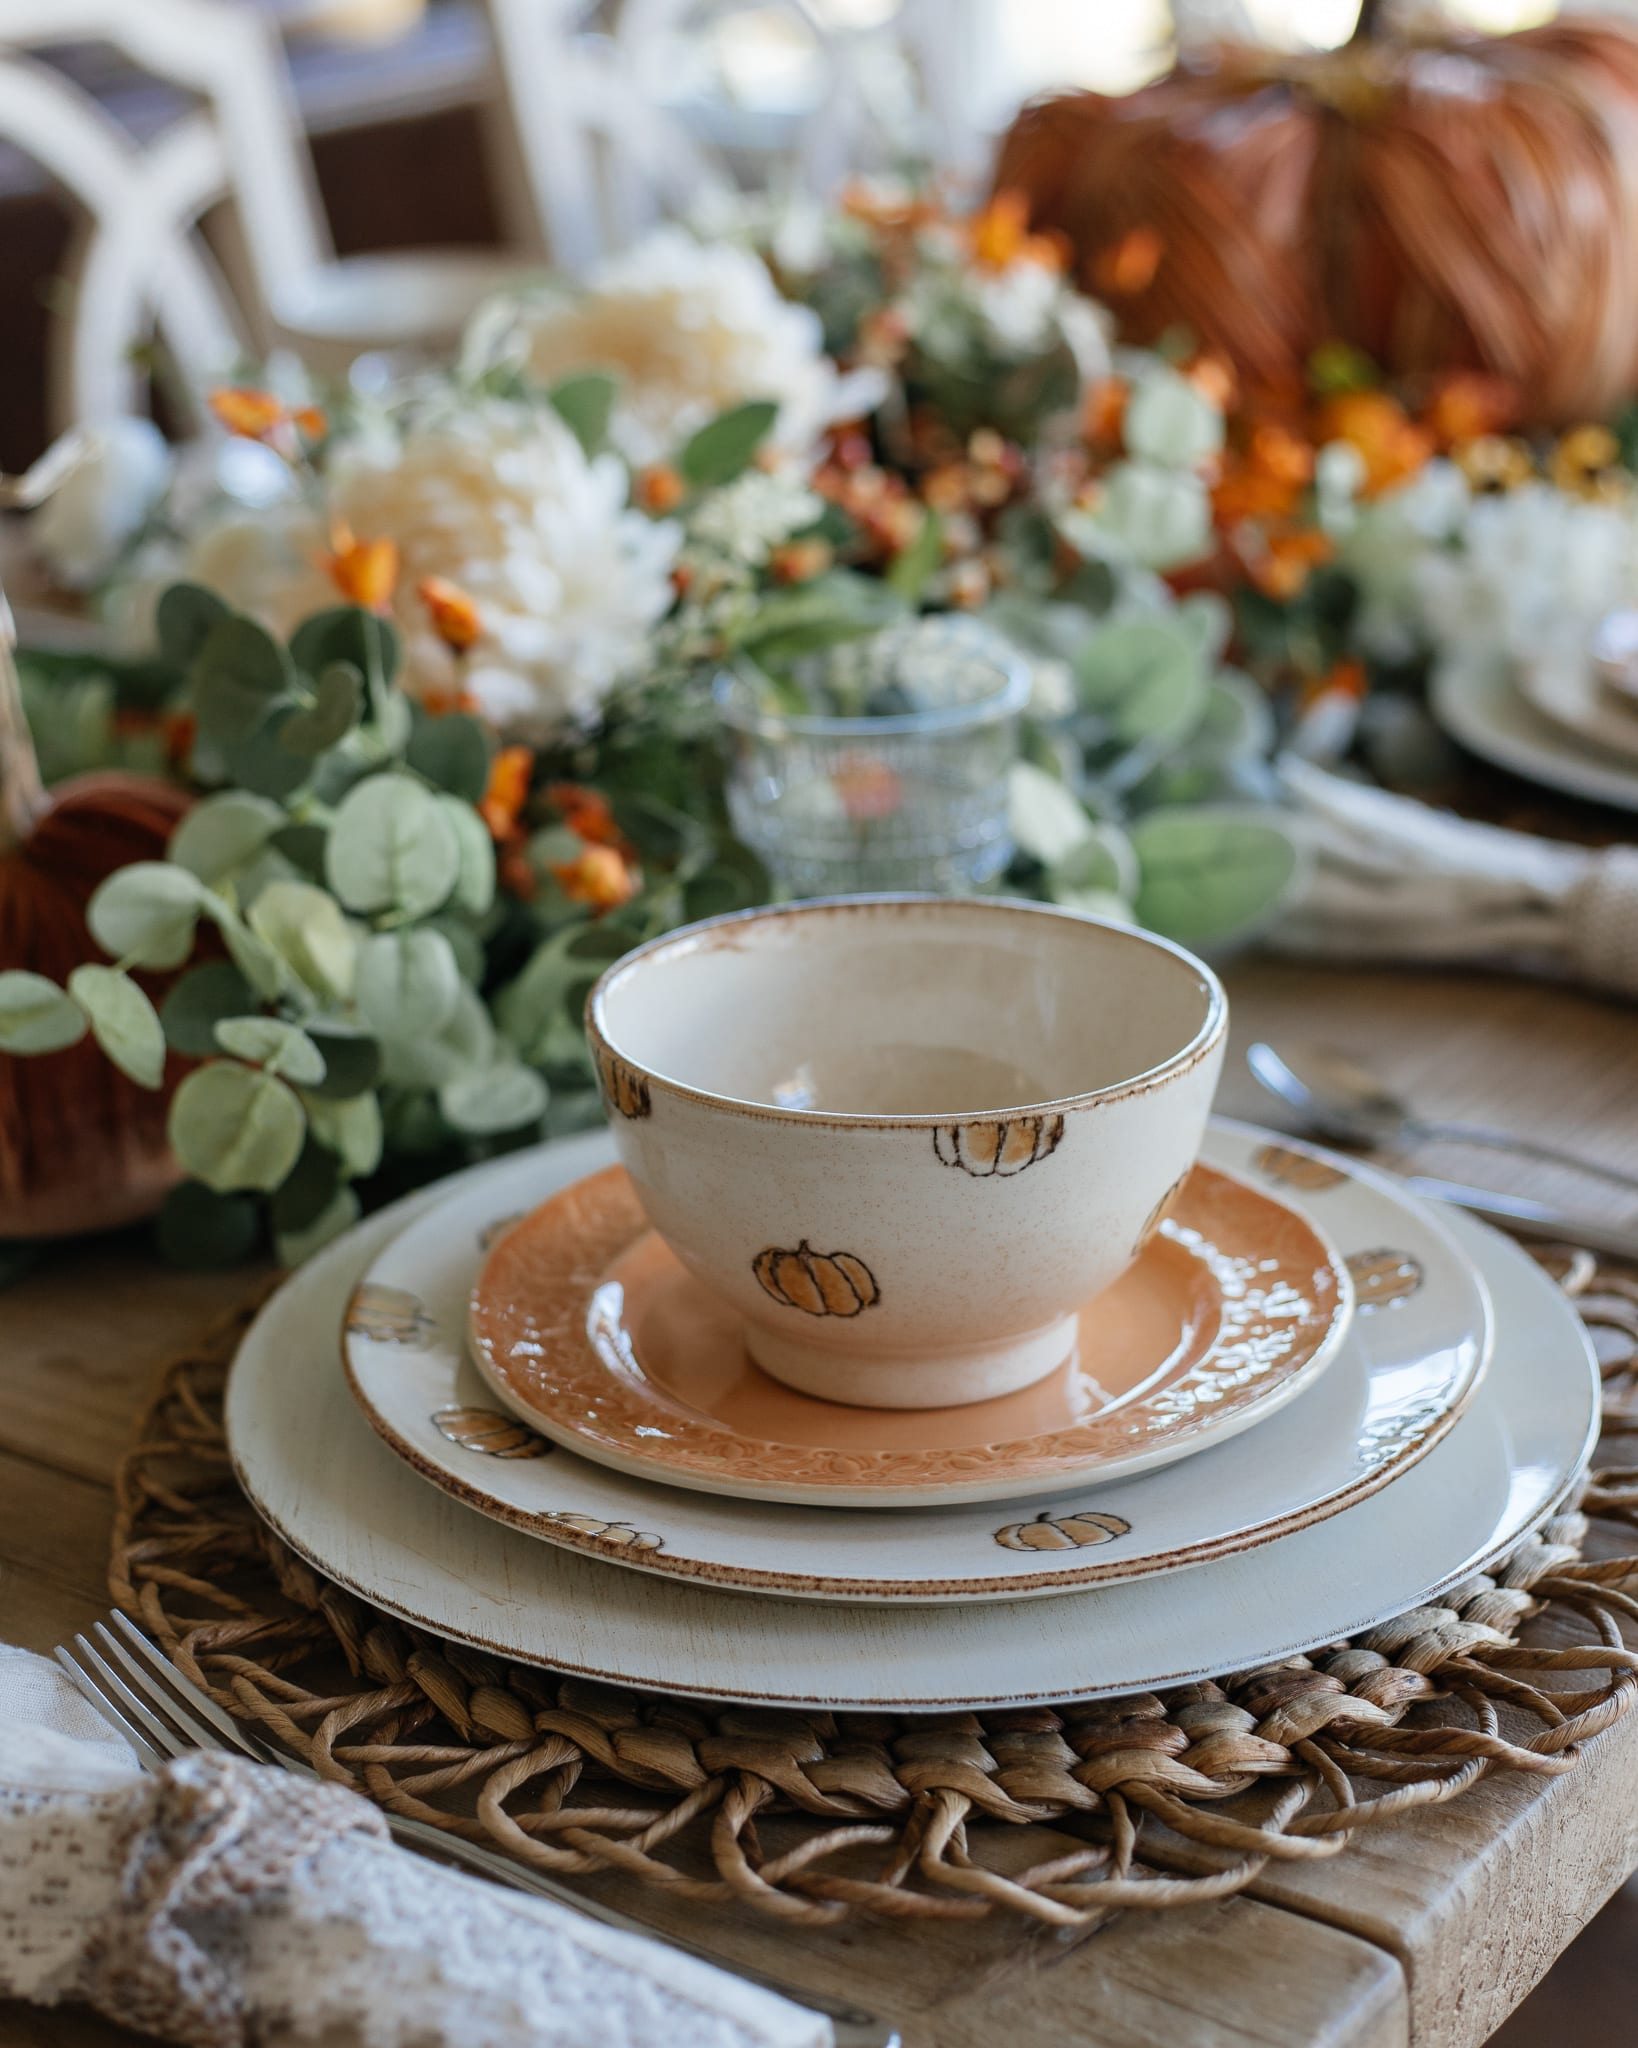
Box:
[585,897,1228,1409]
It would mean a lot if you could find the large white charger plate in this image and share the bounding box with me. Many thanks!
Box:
[224,1154,1598,1712]
[341,1125,1488,1602]
[1432,656,1638,813]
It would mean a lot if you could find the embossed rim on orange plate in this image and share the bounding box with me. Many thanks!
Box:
[463,1159,1354,1509]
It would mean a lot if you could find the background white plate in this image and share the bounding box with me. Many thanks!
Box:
[344,1125,1488,1602]
[225,1151,1598,1711]
[1433,657,1638,813]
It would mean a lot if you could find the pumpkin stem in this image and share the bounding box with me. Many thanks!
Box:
[0,591,46,853]
[1349,0,1387,41]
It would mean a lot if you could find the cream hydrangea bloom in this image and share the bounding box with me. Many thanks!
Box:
[170,401,679,736]
[468,228,875,466]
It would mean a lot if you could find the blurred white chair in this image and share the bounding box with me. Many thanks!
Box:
[0,0,535,429]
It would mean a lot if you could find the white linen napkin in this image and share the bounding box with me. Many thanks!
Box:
[0,1644,831,2048]
[1272,756,1638,1000]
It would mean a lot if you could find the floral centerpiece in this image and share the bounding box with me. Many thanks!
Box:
[1,190,1304,1265]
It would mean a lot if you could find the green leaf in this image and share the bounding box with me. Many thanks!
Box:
[280,662,363,756]
[270,822,328,879]
[275,1185,360,1267]
[679,400,779,488]
[381,980,492,1089]
[191,614,294,744]
[0,972,88,1054]
[737,572,905,669]
[1123,365,1224,469]
[548,371,618,457]
[66,965,166,1087]
[1047,823,1139,907]
[885,511,942,604]
[354,927,460,1039]
[168,792,286,886]
[1130,808,1306,948]
[156,583,228,671]
[438,1061,549,1137]
[154,1180,261,1269]
[168,1060,307,1192]
[326,773,460,920]
[304,1088,383,1175]
[291,607,400,691]
[206,900,289,1002]
[433,795,496,916]
[304,1024,381,1101]
[214,1015,327,1085]
[425,912,485,984]
[87,863,206,970]
[159,962,257,1055]
[1075,619,1208,749]
[246,881,358,1003]
[1006,761,1094,867]
[269,1134,342,1233]
[219,708,313,803]
[407,711,490,804]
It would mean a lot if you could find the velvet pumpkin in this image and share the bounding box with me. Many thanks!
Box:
[995,11,1638,423]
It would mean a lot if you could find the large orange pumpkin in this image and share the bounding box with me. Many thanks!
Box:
[995,12,1638,423]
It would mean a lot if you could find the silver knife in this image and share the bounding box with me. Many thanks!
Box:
[1402,1175,1638,1261]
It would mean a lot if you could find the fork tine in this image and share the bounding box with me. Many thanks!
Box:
[93,1622,253,1762]
[54,1642,170,1771]
[72,1633,197,1762]
[107,1611,290,1768]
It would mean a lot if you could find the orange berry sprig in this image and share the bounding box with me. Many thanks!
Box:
[208,387,326,458]
[322,524,398,614]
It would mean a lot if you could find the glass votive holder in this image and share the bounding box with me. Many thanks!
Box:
[715,617,1029,899]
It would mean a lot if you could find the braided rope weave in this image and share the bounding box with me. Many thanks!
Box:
[108,1255,1638,1928]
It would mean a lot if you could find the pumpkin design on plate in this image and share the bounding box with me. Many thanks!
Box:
[1347,1249,1423,1311]
[995,1508,1132,1552]
[432,1406,549,1458]
[477,1210,526,1252]
[753,1241,880,1317]
[933,1114,1065,1177]
[1132,1170,1190,1260]
[1254,1144,1345,1193]
[347,1283,436,1346]
[550,1512,661,1550]
[598,1049,651,1120]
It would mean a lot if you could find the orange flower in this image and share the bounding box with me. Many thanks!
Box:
[1093,226,1163,298]
[635,465,687,514]
[831,754,903,822]
[1185,353,1238,413]
[770,538,833,585]
[1213,457,1302,528]
[1314,391,1431,499]
[1301,657,1368,708]
[208,387,287,441]
[545,781,628,852]
[968,189,1066,273]
[552,843,639,914]
[481,745,535,843]
[1083,376,1128,449]
[323,524,398,612]
[291,405,328,441]
[418,575,482,652]
[1422,372,1516,450]
[418,686,478,718]
[1247,527,1334,602]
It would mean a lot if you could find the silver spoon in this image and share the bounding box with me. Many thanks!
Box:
[1247,1040,1638,1198]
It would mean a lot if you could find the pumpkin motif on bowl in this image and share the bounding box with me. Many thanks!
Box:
[934,1114,1064,1177]
[1254,1144,1346,1192]
[1132,1170,1190,1260]
[753,1242,880,1318]
[995,1508,1131,1552]
[598,1049,651,1120]
[432,1406,549,1458]
[1347,1249,1424,1312]
[348,1283,435,1346]
[550,1513,661,1551]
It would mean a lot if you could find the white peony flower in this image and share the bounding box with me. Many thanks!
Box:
[32,418,173,589]
[686,471,822,565]
[471,228,876,467]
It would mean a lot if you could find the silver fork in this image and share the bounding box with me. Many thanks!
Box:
[57,1614,896,2048]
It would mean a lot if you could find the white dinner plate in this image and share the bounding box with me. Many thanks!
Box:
[1518,644,1638,769]
[1432,655,1638,813]
[224,1148,1598,1711]
[342,1125,1487,1600]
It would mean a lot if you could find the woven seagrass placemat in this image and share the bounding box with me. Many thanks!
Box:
[109,1251,1638,1929]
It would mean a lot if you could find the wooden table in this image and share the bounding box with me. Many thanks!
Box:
[4,958,1637,2048]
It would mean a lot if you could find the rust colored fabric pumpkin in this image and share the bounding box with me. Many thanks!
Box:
[0,769,191,1237]
[995,16,1638,423]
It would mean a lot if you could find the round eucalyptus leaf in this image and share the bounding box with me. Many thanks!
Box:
[436,794,496,916]
[1006,760,1093,867]
[191,613,294,744]
[291,607,400,691]
[1089,462,1213,573]
[220,710,312,804]
[1123,366,1224,469]
[303,1088,383,1175]
[159,962,257,1056]
[168,791,286,886]
[246,881,358,1003]
[275,1185,361,1268]
[425,914,485,985]
[438,1061,549,1137]
[303,1024,381,1101]
[280,662,364,757]
[208,902,289,1002]
[154,1180,261,1270]
[0,971,88,1054]
[355,927,461,1040]
[87,862,206,970]
[214,1015,327,1085]
[156,583,228,671]
[381,980,493,1090]
[1046,822,1140,905]
[168,1060,307,1193]
[325,773,459,919]
[1130,808,1307,949]
[66,964,166,1087]
[408,713,490,805]
[269,1134,342,1233]
[270,822,328,879]
[1076,619,1208,749]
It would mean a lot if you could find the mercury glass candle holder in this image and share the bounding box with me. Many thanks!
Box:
[715,617,1029,899]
